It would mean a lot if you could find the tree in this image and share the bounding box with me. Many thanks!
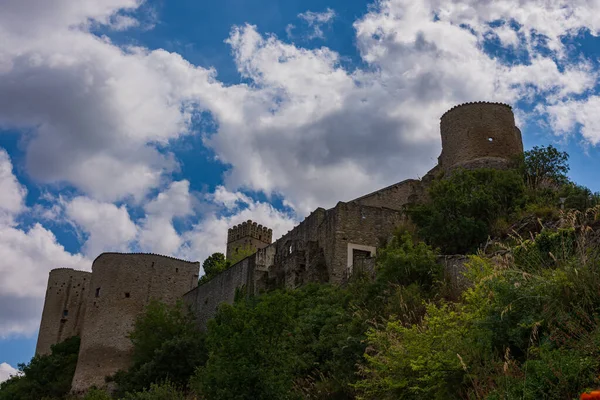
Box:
[407,168,526,254]
[199,252,230,284]
[0,336,80,400]
[523,145,570,190]
[112,300,207,395]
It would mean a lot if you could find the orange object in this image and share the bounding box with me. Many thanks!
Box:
[581,391,600,399]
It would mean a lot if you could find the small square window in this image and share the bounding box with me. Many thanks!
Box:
[63,309,68,317]
[124,292,130,298]
[95,287,100,298]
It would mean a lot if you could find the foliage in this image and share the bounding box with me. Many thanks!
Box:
[113,300,206,395]
[191,232,441,400]
[81,388,112,400]
[228,244,257,265]
[199,252,230,285]
[355,303,489,399]
[358,208,600,398]
[407,168,526,253]
[375,230,442,290]
[0,336,80,400]
[122,382,187,400]
[191,284,359,400]
[522,145,570,191]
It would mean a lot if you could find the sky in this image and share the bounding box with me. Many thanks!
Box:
[2,0,600,381]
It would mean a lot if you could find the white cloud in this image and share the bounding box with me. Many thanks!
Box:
[542,96,600,145]
[138,180,194,255]
[0,1,215,202]
[0,362,21,383]
[298,8,336,39]
[0,148,27,226]
[65,197,138,257]
[110,14,140,31]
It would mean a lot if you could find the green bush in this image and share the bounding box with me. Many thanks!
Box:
[81,388,112,400]
[113,300,206,395]
[0,336,80,400]
[407,168,526,254]
[122,382,186,400]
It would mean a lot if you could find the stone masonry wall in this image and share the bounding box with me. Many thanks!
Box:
[71,253,199,393]
[350,179,423,211]
[439,102,523,170]
[183,256,254,331]
[36,268,91,356]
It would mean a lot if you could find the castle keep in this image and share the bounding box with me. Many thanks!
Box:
[35,102,524,393]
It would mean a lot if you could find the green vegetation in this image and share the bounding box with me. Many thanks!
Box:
[407,168,526,253]
[198,252,230,284]
[0,336,80,400]
[111,300,206,396]
[5,145,600,399]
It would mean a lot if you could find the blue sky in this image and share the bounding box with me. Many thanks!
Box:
[2,0,600,379]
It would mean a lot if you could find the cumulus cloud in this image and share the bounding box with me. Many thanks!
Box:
[138,180,194,255]
[0,362,21,383]
[298,8,336,39]
[0,0,215,201]
[541,96,600,145]
[65,197,138,257]
[0,148,27,226]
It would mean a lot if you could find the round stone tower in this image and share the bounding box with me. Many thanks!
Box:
[438,102,523,171]
[70,253,200,393]
[36,268,91,355]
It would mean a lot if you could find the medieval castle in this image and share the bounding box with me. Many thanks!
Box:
[35,102,524,393]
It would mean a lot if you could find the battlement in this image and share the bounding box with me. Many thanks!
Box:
[227,220,273,244]
[93,252,198,265]
[440,101,512,121]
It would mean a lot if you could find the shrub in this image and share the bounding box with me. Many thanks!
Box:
[113,300,206,395]
[0,336,80,400]
[407,168,526,254]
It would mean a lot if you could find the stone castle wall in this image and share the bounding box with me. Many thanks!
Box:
[350,179,424,210]
[70,253,199,393]
[36,268,91,355]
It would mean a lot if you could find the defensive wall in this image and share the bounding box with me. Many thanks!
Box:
[36,268,91,355]
[70,253,200,393]
[183,201,404,329]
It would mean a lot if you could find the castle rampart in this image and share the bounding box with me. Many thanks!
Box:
[36,268,91,355]
[70,253,199,393]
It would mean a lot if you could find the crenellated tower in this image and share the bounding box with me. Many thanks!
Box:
[226,220,272,260]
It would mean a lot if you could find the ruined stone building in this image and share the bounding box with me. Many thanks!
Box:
[35,102,524,393]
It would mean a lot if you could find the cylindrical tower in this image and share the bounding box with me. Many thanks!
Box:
[36,268,91,356]
[70,253,199,393]
[438,102,523,171]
